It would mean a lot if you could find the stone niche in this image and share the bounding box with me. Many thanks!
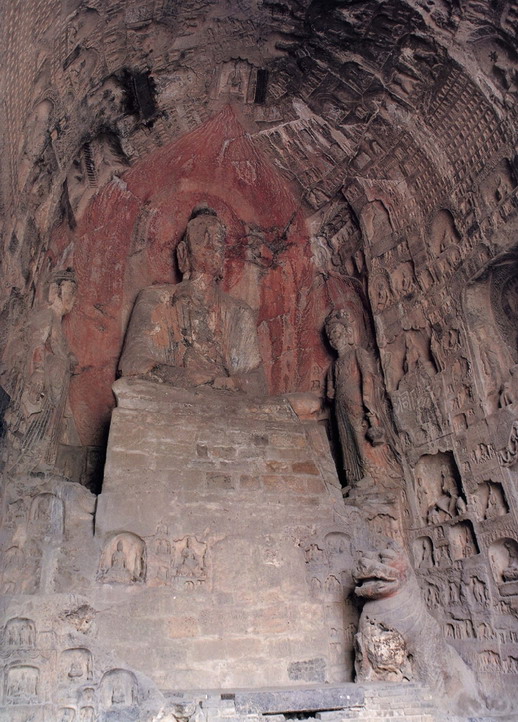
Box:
[413,451,466,529]
[489,537,518,595]
[464,250,518,413]
[93,378,363,690]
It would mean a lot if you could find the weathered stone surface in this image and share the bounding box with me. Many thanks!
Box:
[93,378,362,689]
[233,684,365,714]
[0,0,518,718]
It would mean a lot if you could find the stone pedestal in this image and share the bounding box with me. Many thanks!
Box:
[94,378,360,689]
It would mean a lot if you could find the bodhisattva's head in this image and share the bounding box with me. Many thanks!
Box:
[48,268,77,316]
[325,309,359,353]
[177,205,226,280]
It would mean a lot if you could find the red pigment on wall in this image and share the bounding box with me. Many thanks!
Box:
[49,106,339,446]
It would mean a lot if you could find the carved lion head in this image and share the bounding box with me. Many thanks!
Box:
[353,544,409,599]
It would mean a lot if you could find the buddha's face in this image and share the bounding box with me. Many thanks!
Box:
[326,317,358,352]
[184,215,225,277]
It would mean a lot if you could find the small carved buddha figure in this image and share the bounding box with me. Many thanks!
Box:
[68,661,84,679]
[111,541,126,569]
[119,205,266,395]
[502,542,518,582]
[177,538,203,577]
[106,541,131,583]
[373,275,391,311]
[111,682,127,705]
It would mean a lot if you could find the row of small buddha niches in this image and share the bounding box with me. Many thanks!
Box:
[1,1,518,720]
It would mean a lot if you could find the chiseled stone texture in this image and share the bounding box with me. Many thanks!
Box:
[93,378,364,690]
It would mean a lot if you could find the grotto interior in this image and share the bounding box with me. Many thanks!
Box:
[1,0,518,720]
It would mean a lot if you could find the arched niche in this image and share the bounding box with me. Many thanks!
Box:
[98,532,146,584]
[60,647,93,683]
[475,480,509,520]
[100,668,138,708]
[5,664,39,702]
[448,521,479,561]
[324,531,351,557]
[29,492,64,536]
[368,270,393,313]
[4,617,36,648]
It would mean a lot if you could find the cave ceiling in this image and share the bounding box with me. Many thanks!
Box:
[2,0,516,236]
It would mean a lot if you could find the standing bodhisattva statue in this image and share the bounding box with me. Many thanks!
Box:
[325,308,385,486]
[8,268,78,471]
[119,205,266,395]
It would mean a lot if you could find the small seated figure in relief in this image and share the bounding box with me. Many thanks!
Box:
[106,541,131,583]
[111,683,127,705]
[119,205,266,395]
[99,534,146,584]
[502,542,518,582]
[325,309,385,485]
[68,661,84,679]
[177,537,204,578]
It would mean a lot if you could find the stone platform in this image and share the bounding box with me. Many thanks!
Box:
[164,683,461,722]
[93,378,365,690]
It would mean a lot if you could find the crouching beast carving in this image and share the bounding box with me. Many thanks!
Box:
[353,544,482,714]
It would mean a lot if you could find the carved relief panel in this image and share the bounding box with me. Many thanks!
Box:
[475,481,509,521]
[412,452,467,529]
[302,529,358,683]
[60,648,93,684]
[3,618,36,649]
[146,523,208,589]
[489,537,518,588]
[99,668,138,710]
[5,665,39,705]
[98,533,146,584]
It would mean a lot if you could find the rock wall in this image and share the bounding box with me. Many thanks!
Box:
[1,0,518,718]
